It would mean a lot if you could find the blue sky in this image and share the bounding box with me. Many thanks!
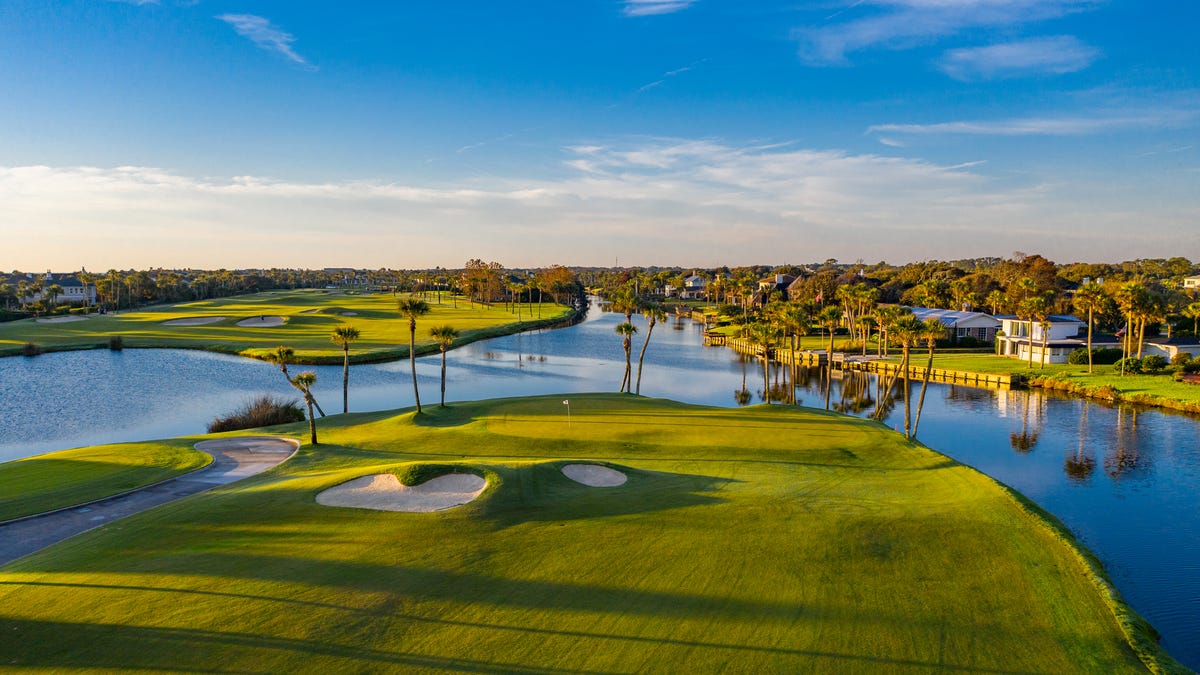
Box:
[1,0,1197,269]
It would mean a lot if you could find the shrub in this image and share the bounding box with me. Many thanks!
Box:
[1141,355,1168,373]
[1183,360,1200,375]
[20,342,42,357]
[1067,348,1090,365]
[108,336,124,351]
[956,336,981,348]
[207,395,305,433]
[1091,348,1123,365]
[1171,353,1193,367]
[1114,357,1142,374]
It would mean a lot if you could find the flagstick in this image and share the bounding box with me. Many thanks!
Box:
[563,399,571,427]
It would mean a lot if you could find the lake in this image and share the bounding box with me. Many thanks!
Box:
[1,298,1198,668]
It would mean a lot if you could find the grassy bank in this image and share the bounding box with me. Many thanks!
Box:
[0,440,211,522]
[0,289,575,364]
[0,394,1178,672]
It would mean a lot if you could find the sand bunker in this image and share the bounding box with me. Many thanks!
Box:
[317,473,486,512]
[561,464,627,487]
[36,315,88,323]
[236,315,285,327]
[162,316,225,326]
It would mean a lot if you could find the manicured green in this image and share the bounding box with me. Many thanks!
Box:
[0,440,210,522]
[0,289,573,364]
[0,394,1175,672]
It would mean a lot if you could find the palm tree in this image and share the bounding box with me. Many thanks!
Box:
[911,318,945,437]
[45,284,63,309]
[1184,302,1200,337]
[267,346,326,417]
[1016,295,1047,368]
[634,305,666,396]
[1073,284,1111,374]
[889,315,925,438]
[397,298,431,413]
[330,326,361,413]
[1114,282,1147,375]
[817,306,843,359]
[292,372,319,444]
[615,322,637,392]
[429,325,459,407]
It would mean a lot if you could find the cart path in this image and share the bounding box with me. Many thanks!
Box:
[0,437,298,566]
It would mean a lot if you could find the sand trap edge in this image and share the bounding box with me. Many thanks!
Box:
[236,315,286,327]
[162,316,226,326]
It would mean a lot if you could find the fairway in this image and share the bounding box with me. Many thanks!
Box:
[0,289,573,363]
[0,395,1176,672]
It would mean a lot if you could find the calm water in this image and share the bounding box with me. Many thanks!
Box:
[1,299,1198,668]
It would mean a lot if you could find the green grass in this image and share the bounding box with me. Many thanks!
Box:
[0,440,211,522]
[0,289,574,364]
[0,394,1178,672]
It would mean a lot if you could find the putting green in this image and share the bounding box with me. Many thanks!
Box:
[0,395,1178,672]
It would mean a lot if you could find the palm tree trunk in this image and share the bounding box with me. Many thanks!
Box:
[763,347,771,405]
[901,346,912,438]
[1086,308,1094,374]
[1027,319,1034,368]
[634,319,656,396]
[440,347,447,407]
[305,393,317,444]
[342,345,350,414]
[409,322,422,413]
[912,345,934,437]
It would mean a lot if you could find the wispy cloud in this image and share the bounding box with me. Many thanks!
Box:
[216,14,313,69]
[637,59,708,93]
[938,36,1100,80]
[797,0,1095,65]
[868,108,1199,137]
[107,0,159,4]
[623,0,698,17]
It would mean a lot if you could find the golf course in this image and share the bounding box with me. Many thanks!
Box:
[0,289,575,363]
[0,394,1179,672]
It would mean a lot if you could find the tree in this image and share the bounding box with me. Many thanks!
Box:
[817,306,843,360]
[749,321,780,405]
[1016,295,1047,368]
[267,346,326,417]
[1072,285,1111,374]
[397,298,431,413]
[330,326,361,413]
[634,305,666,396]
[1184,302,1200,337]
[44,284,63,308]
[884,314,925,438]
[614,322,637,392]
[911,318,945,437]
[292,372,319,444]
[1114,282,1148,375]
[429,325,459,407]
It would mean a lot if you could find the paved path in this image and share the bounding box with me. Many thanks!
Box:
[0,437,298,566]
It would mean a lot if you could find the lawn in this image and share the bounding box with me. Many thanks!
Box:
[0,440,210,522]
[0,290,574,363]
[0,394,1177,672]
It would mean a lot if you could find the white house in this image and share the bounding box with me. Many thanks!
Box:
[1184,275,1200,290]
[14,272,97,306]
[1141,337,1200,361]
[679,274,707,300]
[908,307,1001,343]
[995,314,1119,364]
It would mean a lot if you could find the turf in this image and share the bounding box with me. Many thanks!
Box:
[0,394,1176,672]
[0,289,573,364]
[0,440,211,522]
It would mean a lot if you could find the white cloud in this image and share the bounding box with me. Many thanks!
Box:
[796,0,1095,65]
[8,138,1192,268]
[868,107,1199,136]
[938,36,1100,80]
[623,0,698,17]
[216,14,313,68]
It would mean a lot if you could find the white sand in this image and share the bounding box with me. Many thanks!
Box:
[162,316,226,326]
[317,473,486,512]
[236,315,285,327]
[36,315,88,323]
[561,464,627,487]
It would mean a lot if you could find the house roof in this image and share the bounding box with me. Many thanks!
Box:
[907,307,1000,328]
[995,313,1084,324]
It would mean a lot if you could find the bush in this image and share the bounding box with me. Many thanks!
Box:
[1171,353,1193,367]
[1183,360,1200,375]
[1141,355,1168,373]
[956,336,980,348]
[108,336,124,351]
[1091,348,1123,365]
[1067,348,1090,365]
[1114,357,1142,374]
[208,395,305,433]
[20,342,42,357]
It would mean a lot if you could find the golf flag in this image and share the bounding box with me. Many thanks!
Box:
[563,400,569,405]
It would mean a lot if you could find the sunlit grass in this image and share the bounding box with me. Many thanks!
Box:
[0,289,572,363]
[0,394,1174,672]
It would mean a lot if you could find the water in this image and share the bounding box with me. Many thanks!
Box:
[1,298,1198,668]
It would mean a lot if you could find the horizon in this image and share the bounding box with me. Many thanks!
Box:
[2,1,1198,269]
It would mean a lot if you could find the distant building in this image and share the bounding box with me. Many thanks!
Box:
[1184,275,1200,290]
[908,307,1001,343]
[995,314,1119,364]
[679,274,707,300]
[9,272,96,306]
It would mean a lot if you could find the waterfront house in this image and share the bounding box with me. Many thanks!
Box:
[995,314,1120,364]
[908,307,1001,343]
[1184,275,1200,290]
[679,274,707,300]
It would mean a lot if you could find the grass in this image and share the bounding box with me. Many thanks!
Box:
[0,440,211,522]
[0,394,1179,672]
[0,289,575,364]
